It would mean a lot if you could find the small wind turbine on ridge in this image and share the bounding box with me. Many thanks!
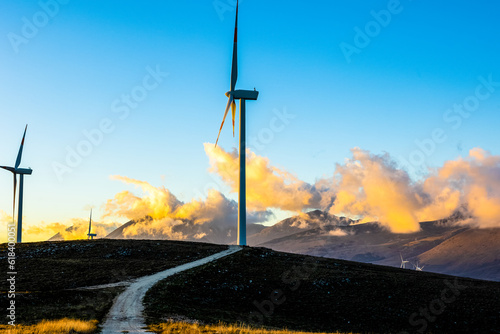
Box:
[413,261,424,271]
[214,0,259,246]
[87,209,97,240]
[1,125,33,243]
[400,253,409,269]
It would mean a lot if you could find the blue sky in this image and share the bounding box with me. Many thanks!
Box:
[1,0,499,240]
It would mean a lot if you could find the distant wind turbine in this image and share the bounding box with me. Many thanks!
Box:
[215,0,258,246]
[1,125,33,243]
[400,253,409,269]
[87,209,97,240]
[413,261,425,271]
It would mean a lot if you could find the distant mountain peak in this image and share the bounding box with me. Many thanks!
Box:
[247,210,357,246]
[303,209,357,226]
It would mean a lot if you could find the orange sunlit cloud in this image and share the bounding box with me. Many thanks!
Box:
[0,210,13,225]
[14,145,499,243]
[328,148,422,233]
[102,175,272,241]
[204,143,322,212]
[23,219,121,242]
[419,148,500,228]
[206,144,500,233]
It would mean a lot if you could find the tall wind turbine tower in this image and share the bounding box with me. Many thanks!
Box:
[215,0,258,246]
[1,125,33,243]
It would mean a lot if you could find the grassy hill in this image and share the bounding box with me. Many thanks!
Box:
[0,240,498,333]
[0,239,226,324]
[144,247,500,334]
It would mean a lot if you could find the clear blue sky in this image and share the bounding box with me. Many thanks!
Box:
[1,0,499,239]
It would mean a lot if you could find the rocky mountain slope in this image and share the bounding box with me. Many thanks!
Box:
[253,210,499,281]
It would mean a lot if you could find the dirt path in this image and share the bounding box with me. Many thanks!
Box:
[75,281,133,290]
[99,246,241,333]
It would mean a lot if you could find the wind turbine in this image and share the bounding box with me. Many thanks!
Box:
[87,209,97,240]
[215,0,258,246]
[1,125,33,243]
[413,261,425,271]
[400,253,409,269]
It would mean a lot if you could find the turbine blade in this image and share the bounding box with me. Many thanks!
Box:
[231,100,236,137]
[15,125,28,169]
[13,175,17,225]
[0,166,15,173]
[218,0,238,146]
[230,0,238,91]
[215,97,233,147]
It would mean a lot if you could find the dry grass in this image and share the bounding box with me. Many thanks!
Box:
[0,320,353,334]
[149,321,356,334]
[0,318,97,334]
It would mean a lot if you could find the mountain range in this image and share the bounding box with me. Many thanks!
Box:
[50,210,499,281]
[249,210,500,282]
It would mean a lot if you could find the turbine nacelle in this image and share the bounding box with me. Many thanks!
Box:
[229,89,259,100]
[0,166,32,175]
[15,168,32,175]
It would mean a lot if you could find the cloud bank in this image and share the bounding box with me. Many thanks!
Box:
[102,175,272,241]
[204,143,323,211]
[205,145,500,233]
[25,219,121,241]
[31,144,500,242]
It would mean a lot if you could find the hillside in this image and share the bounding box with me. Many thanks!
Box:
[48,210,500,282]
[0,240,226,324]
[0,240,498,333]
[144,246,500,334]
[417,228,500,281]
